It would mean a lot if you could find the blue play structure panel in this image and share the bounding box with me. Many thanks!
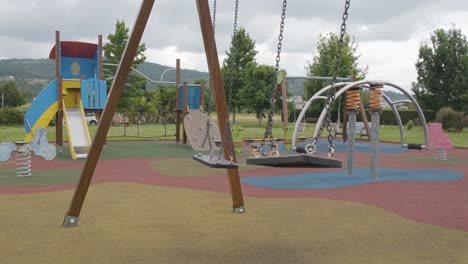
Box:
[241,168,464,189]
[61,57,97,79]
[81,78,107,109]
[178,85,201,110]
[296,140,408,154]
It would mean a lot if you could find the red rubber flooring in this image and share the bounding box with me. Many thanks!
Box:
[0,146,467,231]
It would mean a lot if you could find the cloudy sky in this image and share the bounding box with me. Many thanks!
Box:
[1,0,468,91]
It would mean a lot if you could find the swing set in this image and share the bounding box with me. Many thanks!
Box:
[62,0,354,227]
[63,0,429,228]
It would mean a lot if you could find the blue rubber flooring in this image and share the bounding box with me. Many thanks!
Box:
[241,168,464,189]
[304,140,409,154]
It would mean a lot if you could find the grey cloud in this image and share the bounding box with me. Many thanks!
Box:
[0,0,468,62]
[0,0,139,44]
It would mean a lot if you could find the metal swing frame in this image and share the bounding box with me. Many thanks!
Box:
[246,0,351,169]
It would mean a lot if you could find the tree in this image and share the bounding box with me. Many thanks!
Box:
[0,80,25,108]
[221,27,258,123]
[304,33,367,114]
[239,62,276,125]
[18,87,33,103]
[152,86,177,124]
[461,93,468,112]
[412,26,468,111]
[103,20,147,114]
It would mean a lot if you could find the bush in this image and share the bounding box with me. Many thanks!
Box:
[405,120,415,130]
[0,107,25,125]
[288,108,436,127]
[434,107,465,132]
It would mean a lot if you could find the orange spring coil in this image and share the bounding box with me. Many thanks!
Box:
[369,85,383,110]
[346,89,360,110]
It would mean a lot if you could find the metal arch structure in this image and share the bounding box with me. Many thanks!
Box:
[291,80,429,150]
[291,82,348,149]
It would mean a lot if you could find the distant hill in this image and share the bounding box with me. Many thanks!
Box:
[0,59,55,79]
[0,59,415,105]
[0,58,209,97]
[285,79,415,101]
[0,58,316,101]
[136,62,208,89]
[382,90,411,102]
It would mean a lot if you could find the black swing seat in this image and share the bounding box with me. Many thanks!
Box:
[193,154,239,169]
[246,154,342,168]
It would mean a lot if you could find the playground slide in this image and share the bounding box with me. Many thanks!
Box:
[63,104,91,159]
[24,78,91,160]
[24,78,59,142]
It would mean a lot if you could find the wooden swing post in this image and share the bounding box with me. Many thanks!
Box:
[195,0,245,211]
[63,0,155,227]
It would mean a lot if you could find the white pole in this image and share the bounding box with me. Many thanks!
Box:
[337,97,341,123]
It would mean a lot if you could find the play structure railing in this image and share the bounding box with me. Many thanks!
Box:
[81,78,107,110]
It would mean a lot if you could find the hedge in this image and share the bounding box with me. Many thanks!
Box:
[0,107,25,125]
[289,109,436,126]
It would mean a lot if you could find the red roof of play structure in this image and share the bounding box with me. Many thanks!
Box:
[49,41,98,59]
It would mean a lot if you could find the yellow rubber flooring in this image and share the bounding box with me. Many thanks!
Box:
[1,182,467,264]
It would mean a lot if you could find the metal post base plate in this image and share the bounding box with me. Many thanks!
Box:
[56,145,64,153]
[233,206,246,213]
[63,214,79,227]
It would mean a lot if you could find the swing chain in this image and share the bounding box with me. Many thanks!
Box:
[262,0,287,147]
[212,0,217,32]
[206,0,236,162]
[199,0,218,154]
[208,0,217,110]
[200,116,213,154]
[331,0,350,84]
[311,0,350,158]
[233,0,239,30]
[219,0,240,162]
[221,117,234,161]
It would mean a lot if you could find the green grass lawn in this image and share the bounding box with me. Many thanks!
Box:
[1,114,467,147]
